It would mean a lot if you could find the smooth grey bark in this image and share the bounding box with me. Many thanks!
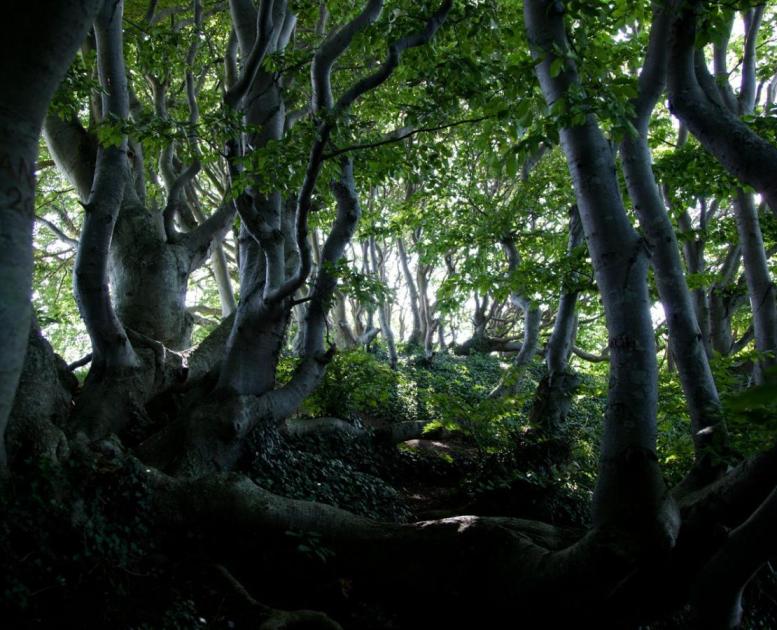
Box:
[489,237,542,398]
[181,312,234,384]
[503,237,541,371]
[42,114,97,202]
[359,239,379,347]
[187,178,236,319]
[0,0,101,469]
[67,1,189,441]
[528,205,583,431]
[211,239,237,317]
[333,291,359,349]
[397,236,423,346]
[144,0,453,474]
[116,194,235,350]
[620,2,728,472]
[416,257,437,360]
[216,0,296,393]
[733,189,777,381]
[526,0,674,535]
[369,236,398,368]
[728,8,777,381]
[74,0,139,379]
[146,157,365,474]
[545,206,583,378]
[708,242,744,355]
[436,321,447,352]
[302,160,364,359]
[676,196,714,356]
[127,0,234,349]
[667,1,777,214]
[666,5,777,380]
[45,89,235,350]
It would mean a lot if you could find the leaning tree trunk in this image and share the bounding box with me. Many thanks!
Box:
[73,2,138,374]
[676,197,712,357]
[45,117,229,351]
[416,258,437,360]
[526,0,674,536]
[620,1,728,483]
[64,0,193,442]
[505,238,541,374]
[528,205,584,432]
[708,242,743,355]
[69,0,153,442]
[711,6,776,384]
[668,1,777,381]
[667,1,777,213]
[217,0,296,395]
[489,237,541,398]
[0,0,101,469]
[333,290,359,350]
[733,189,777,383]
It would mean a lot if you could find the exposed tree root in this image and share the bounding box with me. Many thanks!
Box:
[213,563,344,630]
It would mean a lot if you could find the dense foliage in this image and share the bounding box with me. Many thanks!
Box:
[3,0,777,627]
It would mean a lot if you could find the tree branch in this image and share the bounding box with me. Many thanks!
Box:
[224,0,276,108]
[265,0,453,306]
[322,116,488,160]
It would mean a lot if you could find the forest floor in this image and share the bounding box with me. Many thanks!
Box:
[2,350,776,628]
[2,410,776,629]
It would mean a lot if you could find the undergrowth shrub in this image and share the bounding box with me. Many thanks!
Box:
[0,455,165,627]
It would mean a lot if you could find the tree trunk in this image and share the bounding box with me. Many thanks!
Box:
[416,257,436,360]
[620,2,728,478]
[397,237,423,347]
[677,201,712,356]
[333,291,358,350]
[6,320,75,467]
[45,114,234,351]
[733,190,777,382]
[490,238,541,397]
[526,0,673,535]
[708,243,743,355]
[369,236,398,368]
[0,0,101,469]
[110,215,196,349]
[529,205,583,431]
[73,0,139,380]
[667,1,777,214]
[504,238,541,372]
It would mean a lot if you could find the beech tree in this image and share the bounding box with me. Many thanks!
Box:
[2,1,777,628]
[0,1,103,469]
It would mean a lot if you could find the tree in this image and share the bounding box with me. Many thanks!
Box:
[0,1,103,469]
[3,1,777,627]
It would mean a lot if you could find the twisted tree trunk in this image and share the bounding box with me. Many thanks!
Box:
[667,1,777,381]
